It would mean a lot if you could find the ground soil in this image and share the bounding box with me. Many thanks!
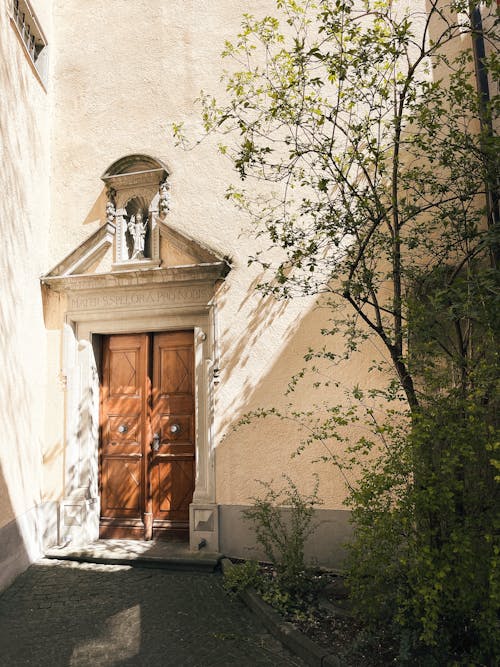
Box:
[231,560,395,666]
[289,576,393,665]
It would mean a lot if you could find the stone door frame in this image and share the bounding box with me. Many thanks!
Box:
[58,278,220,551]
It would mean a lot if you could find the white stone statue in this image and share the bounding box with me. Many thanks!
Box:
[128,212,147,260]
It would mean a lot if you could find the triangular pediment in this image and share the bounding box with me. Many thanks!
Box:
[157,220,224,267]
[44,221,116,278]
[42,219,230,291]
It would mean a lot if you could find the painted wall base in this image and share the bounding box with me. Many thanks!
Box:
[0,501,59,593]
[25,501,352,570]
[219,505,352,569]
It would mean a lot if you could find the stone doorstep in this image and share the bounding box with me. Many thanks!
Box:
[45,540,223,572]
[220,558,343,667]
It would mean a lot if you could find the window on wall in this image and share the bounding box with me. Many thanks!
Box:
[10,0,48,84]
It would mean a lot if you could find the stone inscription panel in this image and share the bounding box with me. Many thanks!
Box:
[69,286,212,312]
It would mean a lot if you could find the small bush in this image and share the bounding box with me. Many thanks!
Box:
[223,560,262,596]
[242,474,321,594]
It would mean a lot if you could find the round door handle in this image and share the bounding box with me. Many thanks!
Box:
[169,423,181,434]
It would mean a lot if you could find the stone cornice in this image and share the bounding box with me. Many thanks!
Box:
[41,262,229,293]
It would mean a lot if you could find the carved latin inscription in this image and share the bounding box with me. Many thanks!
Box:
[69,286,212,311]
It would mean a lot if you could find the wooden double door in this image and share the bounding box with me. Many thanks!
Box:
[99,331,195,540]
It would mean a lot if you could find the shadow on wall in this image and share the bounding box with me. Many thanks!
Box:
[215,278,388,487]
[212,1,478,567]
[214,276,390,566]
[0,459,61,593]
[0,465,29,592]
[214,273,292,426]
[0,5,52,587]
[82,190,108,227]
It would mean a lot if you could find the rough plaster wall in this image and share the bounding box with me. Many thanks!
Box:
[49,0,287,266]
[0,0,51,529]
[49,0,396,511]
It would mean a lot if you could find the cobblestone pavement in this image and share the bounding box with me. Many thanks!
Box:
[0,559,304,667]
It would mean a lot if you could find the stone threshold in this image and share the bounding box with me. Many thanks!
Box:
[45,539,223,572]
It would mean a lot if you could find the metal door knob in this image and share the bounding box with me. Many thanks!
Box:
[169,423,181,434]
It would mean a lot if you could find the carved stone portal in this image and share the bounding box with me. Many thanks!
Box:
[41,155,230,551]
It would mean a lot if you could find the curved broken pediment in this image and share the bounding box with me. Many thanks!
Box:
[101,154,170,179]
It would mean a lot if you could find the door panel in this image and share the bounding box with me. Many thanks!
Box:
[99,331,194,540]
[154,459,194,516]
[100,334,148,537]
[108,349,141,397]
[157,342,194,396]
[105,415,141,455]
[101,459,142,511]
[151,332,195,537]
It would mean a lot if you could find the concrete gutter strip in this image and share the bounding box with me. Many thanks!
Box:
[220,558,343,667]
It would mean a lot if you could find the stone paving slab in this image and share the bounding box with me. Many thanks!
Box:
[45,539,222,571]
[0,558,304,667]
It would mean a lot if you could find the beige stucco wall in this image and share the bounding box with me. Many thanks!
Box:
[0,0,52,539]
[215,296,387,509]
[45,0,394,515]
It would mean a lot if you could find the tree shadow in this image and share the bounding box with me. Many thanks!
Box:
[213,277,390,566]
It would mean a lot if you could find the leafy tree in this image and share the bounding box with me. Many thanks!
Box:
[175,0,499,661]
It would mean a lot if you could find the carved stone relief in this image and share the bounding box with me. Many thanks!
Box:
[105,187,116,224]
[158,179,170,218]
[101,160,169,271]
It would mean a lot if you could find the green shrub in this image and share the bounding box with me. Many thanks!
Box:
[242,474,321,595]
[346,394,500,665]
[223,560,262,596]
